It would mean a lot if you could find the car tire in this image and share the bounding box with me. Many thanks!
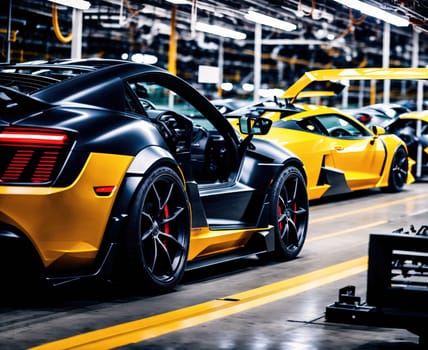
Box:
[268,166,309,261]
[120,166,190,294]
[385,146,408,193]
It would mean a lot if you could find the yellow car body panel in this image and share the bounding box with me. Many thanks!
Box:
[188,226,270,261]
[256,118,411,200]
[263,134,383,193]
[0,153,133,270]
[0,149,269,270]
[399,110,428,123]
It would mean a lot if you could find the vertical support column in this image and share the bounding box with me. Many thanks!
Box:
[168,4,177,75]
[71,8,83,59]
[370,80,376,105]
[358,80,365,107]
[412,30,423,178]
[382,22,390,104]
[253,22,261,103]
[168,4,177,109]
[190,0,197,39]
[6,0,12,63]
[341,81,348,108]
[217,37,224,98]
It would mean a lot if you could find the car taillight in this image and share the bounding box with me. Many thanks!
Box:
[0,128,69,146]
[0,127,73,184]
[357,114,372,124]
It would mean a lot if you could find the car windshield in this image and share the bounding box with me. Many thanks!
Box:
[315,114,370,137]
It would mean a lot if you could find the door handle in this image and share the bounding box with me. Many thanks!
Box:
[334,145,344,150]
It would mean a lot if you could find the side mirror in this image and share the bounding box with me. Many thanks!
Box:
[371,125,385,136]
[239,114,272,135]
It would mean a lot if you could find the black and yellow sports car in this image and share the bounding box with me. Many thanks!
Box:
[0,59,308,294]
[227,68,423,201]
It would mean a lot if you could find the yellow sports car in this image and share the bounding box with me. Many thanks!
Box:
[227,68,426,200]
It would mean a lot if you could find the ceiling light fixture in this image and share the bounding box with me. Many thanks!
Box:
[195,22,247,40]
[332,0,409,27]
[165,0,191,4]
[245,10,297,31]
[48,0,91,10]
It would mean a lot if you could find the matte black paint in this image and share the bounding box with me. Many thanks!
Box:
[0,59,307,286]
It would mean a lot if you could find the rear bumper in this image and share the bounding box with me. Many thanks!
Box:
[0,153,133,271]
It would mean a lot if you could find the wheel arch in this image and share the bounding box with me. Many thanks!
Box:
[93,146,187,272]
[377,142,413,188]
[127,145,183,180]
[249,137,307,184]
[283,158,307,185]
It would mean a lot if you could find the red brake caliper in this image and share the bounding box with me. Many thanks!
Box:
[278,204,284,231]
[163,205,170,247]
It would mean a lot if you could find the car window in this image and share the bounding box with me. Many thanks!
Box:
[273,117,328,135]
[126,79,237,185]
[128,81,215,131]
[315,114,369,138]
[296,118,328,135]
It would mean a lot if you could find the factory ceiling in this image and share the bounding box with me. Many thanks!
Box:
[1,0,428,96]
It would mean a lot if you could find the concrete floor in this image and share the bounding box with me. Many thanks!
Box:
[0,180,427,350]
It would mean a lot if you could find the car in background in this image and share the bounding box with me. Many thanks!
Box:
[345,106,388,127]
[0,59,309,295]
[211,98,250,114]
[344,103,410,128]
[366,103,410,120]
[227,68,419,201]
[385,110,428,176]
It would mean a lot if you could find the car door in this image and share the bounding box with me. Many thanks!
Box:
[315,114,386,189]
[126,77,258,229]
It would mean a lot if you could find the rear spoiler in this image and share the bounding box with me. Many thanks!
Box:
[282,68,428,103]
[0,86,53,122]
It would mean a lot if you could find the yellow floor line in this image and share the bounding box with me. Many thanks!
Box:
[30,256,368,350]
[309,193,428,224]
[307,220,387,242]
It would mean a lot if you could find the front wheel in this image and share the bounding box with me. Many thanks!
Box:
[120,166,190,294]
[385,146,408,192]
[269,166,309,261]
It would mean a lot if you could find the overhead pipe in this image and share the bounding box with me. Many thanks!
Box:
[52,3,73,43]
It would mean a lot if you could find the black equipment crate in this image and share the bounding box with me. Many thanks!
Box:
[325,225,428,345]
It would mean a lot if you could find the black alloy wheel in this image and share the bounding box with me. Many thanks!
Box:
[386,146,408,192]
[269,166,309,261]
[122,166,190,294]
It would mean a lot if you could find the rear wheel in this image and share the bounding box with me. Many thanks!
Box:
[121,166,190,294]
[385,146,408,192]
[268,166,309,261]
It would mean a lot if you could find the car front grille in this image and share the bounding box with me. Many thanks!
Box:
[0,127,73,185]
